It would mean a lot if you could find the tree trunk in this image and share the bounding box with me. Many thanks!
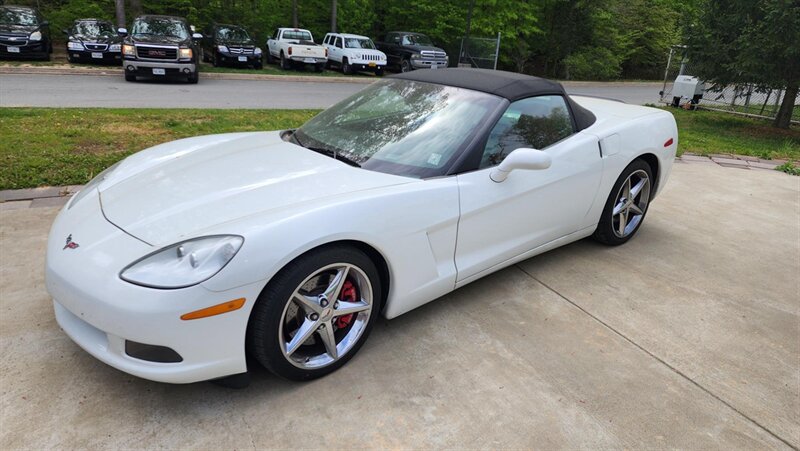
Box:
[330,0,337,33]
[773,82,798,129]
[115,0,126,29]
[292,0,298,28]
[128,0,142,17]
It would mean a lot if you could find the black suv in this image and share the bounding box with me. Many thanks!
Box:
[64,19,124,65]
[202,23,262,69]
[0,5,51,60]
[375,32,448,73]
[122,15,201,83]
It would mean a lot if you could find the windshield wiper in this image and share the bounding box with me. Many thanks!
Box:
[292,132,361,168]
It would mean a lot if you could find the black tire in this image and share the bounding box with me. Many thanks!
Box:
[280,52,290,70]
[247,245,382,381]
[341,57,352,75]
[254,62,263,70]
[314,63,324,73]
[400,58,412,73]
[266,51,274,64]
[375,67,384,77]
[593,159,654,246]
[187,71,199,84]
[124,72,136,82]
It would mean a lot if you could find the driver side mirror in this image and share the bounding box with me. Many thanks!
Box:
[490,148,552,182]
[117,27,128,36]
[192,32,203,40]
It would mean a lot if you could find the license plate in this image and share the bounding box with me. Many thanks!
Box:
[368,62,376,67]
[7,46,19,53]
[303,58,316,63]
[152,68,165,75]
[431,64,439,69]
[91,52,103,59]
[238,56,247,62]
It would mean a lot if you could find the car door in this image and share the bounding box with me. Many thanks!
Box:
[331,36,344,63]
[385,33,401,66]
[454,95,603,283]
[267,29,279,56]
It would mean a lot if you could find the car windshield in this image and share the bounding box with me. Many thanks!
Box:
[283,30,312,41]
[345,37,375,49]
[0,8,38,26]
[293,79,502,178]
[132,18,188,39]
[74,21,115,37]
[402,34,433,46]
[217,26,249,41]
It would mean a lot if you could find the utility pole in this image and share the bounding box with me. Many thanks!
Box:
[331,0,337,33]
[460,0,476,67]
[292,0,298,28]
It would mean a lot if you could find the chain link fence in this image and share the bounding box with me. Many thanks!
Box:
[457,33,500,69]
[659,46,799,123]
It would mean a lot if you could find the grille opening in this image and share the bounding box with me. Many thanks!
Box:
[125,340,183,363]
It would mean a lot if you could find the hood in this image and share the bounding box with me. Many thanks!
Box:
[128,34,188,45]
[409,45,446,53]
[0,24,38,35]
[99,131,414,246]
[70,33,121,44]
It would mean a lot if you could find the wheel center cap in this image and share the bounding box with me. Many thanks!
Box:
[321,307,333,321]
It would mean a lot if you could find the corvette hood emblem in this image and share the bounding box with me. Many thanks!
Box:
[63,234,79,250]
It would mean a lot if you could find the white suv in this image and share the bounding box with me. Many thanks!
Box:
[323,33,386,76]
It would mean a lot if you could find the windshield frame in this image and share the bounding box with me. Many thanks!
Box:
[293,79,508,179]
[131,17,189,39]
[344,37,375,49]
[216,25,250,41]
[73,20,115,37]
[0,7,39,26]
[403,33,433,46]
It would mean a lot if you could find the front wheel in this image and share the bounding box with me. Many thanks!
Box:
[247,245,381,381]
[187,71,199,84]
[593,159,653,246]
[341,58,352,75]
[124,72,136,82]
[400,59,412,73]
[280,52,290,70]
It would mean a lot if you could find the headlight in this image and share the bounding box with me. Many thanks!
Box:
[120,235,244,289]
[122,44,135,56]
[29,31,42,41]
[179,48,193,59]
[67,41,84,50]
[68,161,122,209]
[217,45,228,53]
[411,53,421,59]
[254,47,262,55]
[109,43,121,52]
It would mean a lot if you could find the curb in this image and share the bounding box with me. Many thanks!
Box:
[0,65,375,84]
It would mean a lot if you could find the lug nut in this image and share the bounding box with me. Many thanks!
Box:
[310,313,319,321]
[320,298,329,308]
[319,324,325,330]
[334,301,339,309]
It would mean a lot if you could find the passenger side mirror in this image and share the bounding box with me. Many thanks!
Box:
[40,21,49,26]
[192,33,203,40]
[489,148,552,182]
[117,27,128,36]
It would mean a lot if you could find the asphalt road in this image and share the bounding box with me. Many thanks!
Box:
[0,73,664,109]
[1,162,798,449]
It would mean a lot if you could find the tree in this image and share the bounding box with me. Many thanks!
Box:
[331,0,337,32]
[687,0,799,128]
[114,0,126,28]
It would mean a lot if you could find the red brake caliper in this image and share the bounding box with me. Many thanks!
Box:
[335,280,357,329]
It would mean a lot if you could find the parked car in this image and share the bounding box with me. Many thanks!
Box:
[0,5,51,60]
[323,32,386,76]
[202,23,262,69]
[266,27,327,72]
[375,31,448,72]
[63,19,123,65]
[45,68,677,386]
[122,15,202,83]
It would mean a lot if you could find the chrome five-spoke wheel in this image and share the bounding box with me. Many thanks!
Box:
[612,169,651,238]
[280,263,373,369]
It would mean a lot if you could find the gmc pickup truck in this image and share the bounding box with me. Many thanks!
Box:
[375,31,448,73]
[266,28,327,72]
[122,15,202,83]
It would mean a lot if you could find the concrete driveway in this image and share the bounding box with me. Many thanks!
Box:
[0,162,797,449]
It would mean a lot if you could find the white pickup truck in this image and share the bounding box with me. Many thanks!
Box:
[323,33,387,76]
[265,28,327,72]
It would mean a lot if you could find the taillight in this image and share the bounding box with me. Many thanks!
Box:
[664,138,674,147]
[288,46,292,56]
[325,48,328,57]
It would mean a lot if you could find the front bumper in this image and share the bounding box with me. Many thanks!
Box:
[0,42,48,59]
[350,60,386,71]
[217,52,261,65]
[411,58,447,69]
[68,49,122,64]
[123,59,197,77]
[45,192,260,383]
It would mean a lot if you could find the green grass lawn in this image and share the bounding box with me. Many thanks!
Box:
[0,108,318,190]
[1,106,798,190]
[668,107,800,160]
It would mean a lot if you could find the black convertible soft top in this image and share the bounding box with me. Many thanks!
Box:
[390,68,596,131]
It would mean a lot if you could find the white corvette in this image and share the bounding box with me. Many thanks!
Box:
[46,69,677,385]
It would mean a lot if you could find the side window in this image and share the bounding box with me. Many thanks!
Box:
[335,37,343,48]
[479,96,574,169]
[273,29,280,39]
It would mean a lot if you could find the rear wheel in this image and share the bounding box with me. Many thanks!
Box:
[124,72,136,82]
[247,245,381,381]
[593,159,653,246]
[266,51,274,64]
